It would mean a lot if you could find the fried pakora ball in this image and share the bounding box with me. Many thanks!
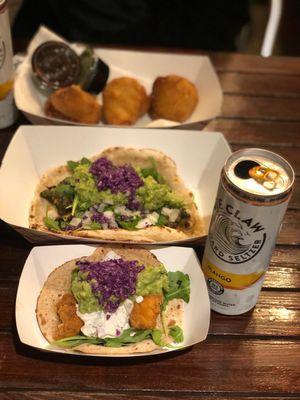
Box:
[102,77,149,125]
[130,294,163,330]
[45,84,102,124]
[150,75,198,122]
[54,293,83,340]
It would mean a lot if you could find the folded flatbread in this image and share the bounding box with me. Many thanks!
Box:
[29,147,203,243]
[36,246,184,355]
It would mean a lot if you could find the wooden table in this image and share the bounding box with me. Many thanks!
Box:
[0,51,299,399]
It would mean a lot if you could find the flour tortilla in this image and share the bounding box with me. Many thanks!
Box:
[36,246,184,355]
[29,147,203,243]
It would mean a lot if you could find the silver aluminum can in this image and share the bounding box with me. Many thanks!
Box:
[202,148,294,315]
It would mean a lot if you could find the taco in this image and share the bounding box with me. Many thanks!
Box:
[29,147,203,243]
[36,246,190,354]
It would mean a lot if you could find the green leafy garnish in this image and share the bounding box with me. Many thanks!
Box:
[88,221,103,230]
[52,328,153,349]
[115,215,141,230]
[40,178,74,216]
[67,157,91,173]
[140,157,165,184]
[43,215,60,231]
[151,329,166,346]
[157,214,168,226]
[169,325,184,343]
[162,271,190,310]
[53,335,103,348]
[104,328,152,347]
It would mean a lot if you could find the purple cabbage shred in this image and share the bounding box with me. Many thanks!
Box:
[76,258,145,313]
[91,212,110,224]
[89,157,143,195]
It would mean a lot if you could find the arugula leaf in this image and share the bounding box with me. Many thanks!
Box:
[169,325,184,343]
[165,271,190,303]
[151,329,166,346]
[67,157,91,173]
[162,271,190,310]
[104,328,152,347]
[52,329,154,349]
[44,215,60,231]
[41,179,74,216]
[115,215,141,231]
[157,214,168,226]
[140,157,165,184]
[67,160,79,173]
[53,335,104,348]
[88,221,103,230]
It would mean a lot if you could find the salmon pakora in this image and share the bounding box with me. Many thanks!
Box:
[130,294,163,330]
[53,293,83,340]
[102,77,149,125]
[150,75,198,123]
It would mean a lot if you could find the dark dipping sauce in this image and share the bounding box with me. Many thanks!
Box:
[32,41,80,91]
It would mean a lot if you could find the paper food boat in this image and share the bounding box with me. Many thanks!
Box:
[16,244,210,357]
[0,125,231,245]
[14,26,223,128]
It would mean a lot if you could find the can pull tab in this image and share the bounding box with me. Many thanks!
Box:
[249,166,283,190]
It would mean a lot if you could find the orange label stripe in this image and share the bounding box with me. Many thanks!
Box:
[202,259,265,290]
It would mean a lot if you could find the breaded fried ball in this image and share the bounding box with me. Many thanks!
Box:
[150,75,198,122]
[53,293,83,340]
[103,77,149,125]
[46,85,102,124]
[130,294,163,330]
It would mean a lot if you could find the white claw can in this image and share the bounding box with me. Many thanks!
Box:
[202,148,294,315]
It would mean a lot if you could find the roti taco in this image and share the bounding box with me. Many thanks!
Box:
[29,147,203,243]
[36,246,190,354]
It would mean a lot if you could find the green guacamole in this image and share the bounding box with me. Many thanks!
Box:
[136,264,169,296]
[71,269,100,313]
[136,176,183,211]
[69,164,127,214]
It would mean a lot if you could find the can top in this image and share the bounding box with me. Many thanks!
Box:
[224,148,294,197]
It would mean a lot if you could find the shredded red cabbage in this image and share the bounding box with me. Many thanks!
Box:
[91,212,110,224]
[89,157,143,195]
[76,258,145,313]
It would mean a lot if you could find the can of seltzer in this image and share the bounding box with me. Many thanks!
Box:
[202,148,294,315]
[0,0,17,128]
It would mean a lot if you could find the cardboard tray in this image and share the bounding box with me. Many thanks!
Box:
[0,125,231,244]
[14,26,223,128]
[15,244,210,357]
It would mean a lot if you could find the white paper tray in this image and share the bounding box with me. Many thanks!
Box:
[15,244,210,357]
[0,125,231,244]
[14,26,223,128]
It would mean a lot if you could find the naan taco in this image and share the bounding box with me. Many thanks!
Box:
[36,246,189,354]
[29,147,203,243]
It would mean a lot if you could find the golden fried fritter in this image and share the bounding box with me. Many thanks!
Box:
[102,77,149,125]
[130,294,163,330]
[150,75,198,122]
[53,293,83,340]
[46,84,102,124]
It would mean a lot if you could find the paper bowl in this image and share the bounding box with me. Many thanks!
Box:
[15,244,210,357]
[0,125,231,245]
[14,26,223,129]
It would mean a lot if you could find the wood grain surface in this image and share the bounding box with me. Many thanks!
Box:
[0,49,299,399]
